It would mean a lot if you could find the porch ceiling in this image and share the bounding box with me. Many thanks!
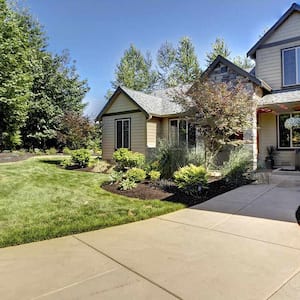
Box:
[258,90,300,113]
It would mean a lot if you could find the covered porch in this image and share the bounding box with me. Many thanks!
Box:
[257,90,300,168]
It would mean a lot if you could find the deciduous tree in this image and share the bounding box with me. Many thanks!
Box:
[173,79,253,168]
[0,0,33,149]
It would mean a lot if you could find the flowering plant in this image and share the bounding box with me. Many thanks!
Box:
[284,117,300,130]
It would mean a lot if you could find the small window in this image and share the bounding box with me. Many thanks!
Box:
[282,47,300,86]
[115,119,130,149]
[220,66,228,73]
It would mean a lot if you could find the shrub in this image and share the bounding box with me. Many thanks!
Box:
[71,149,91,168]
[109,170,124,183]
[63,147,72,155]
[60,158,73,168]
[221,146,252,184]
[125,168,146,182]
[119,178,137,190]
[91,160,110,173]
[113,148,145,171]
[153,140,189,179]
[45,147,57,155]
[174,164,208,197]
[148,170,160,181]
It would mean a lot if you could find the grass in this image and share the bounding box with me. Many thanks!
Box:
[0,157,184,248]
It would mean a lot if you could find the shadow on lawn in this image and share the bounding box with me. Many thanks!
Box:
[39,159,62,165]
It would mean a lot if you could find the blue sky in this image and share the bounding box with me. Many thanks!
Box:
[24,0,294,118]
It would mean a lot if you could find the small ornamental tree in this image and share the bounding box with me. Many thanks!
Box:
[173,78,254,168]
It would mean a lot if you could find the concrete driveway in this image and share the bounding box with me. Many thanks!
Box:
[1,184,300,300]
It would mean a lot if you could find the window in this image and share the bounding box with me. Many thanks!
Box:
[282,47,300,86]
[115,119,130,149]
[278,113,300,148]
[169,119,196,148]
[220,66,228,73]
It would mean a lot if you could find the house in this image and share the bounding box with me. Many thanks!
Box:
[98,3,300,168]
[97,85,189,160]
[249,3,300,167]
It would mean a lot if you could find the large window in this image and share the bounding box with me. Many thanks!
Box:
[115,118,130,149]
[282,47,300,86]
[278,113,300,148]
[169,119,196,148]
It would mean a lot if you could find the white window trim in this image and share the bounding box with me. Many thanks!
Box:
[115,118,130,149]
[282,47,300,87]
[277,112,300,149]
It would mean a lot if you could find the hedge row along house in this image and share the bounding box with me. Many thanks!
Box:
[98,3,300,168]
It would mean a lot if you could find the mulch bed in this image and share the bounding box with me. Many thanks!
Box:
[0,152,35,163]
[102,179,250,207]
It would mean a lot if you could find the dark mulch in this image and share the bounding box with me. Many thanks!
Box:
[102,179,251,207]
[0,152,35,163]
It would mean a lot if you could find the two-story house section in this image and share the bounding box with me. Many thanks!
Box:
[248,3,300,167]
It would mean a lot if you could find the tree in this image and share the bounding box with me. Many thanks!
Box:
[0,0,33,149]
[232,55,254,69]
[173,37,200,85]
[156,41,176,88]
[173,78,253,168]
[156,37,200,88]
[56,112,95,150]
[112,44,158,92]
[22,50,89,149]
[0,1,89,150]
[206,37,231,66]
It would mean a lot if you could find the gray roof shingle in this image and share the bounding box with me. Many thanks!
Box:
[121,86,185,116]
[259,90,300,105]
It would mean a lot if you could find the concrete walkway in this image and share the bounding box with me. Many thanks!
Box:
[1,184,300,300]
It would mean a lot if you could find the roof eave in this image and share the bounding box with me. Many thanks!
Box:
[96,86,150,121]
[202,55,272,92]
[247,3,300,59]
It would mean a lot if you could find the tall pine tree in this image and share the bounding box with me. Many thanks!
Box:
[206,37,231,66]
[112,44,158,92]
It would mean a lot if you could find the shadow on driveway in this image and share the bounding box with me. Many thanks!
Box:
[190,184,300,224]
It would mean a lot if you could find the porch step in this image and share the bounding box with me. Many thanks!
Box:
[254,169,300,186]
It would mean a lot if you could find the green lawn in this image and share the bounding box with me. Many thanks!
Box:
[0,157,184,248]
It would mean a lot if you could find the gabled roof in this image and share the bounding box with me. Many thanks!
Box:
[247,3,300,59]
[97,86,185,120]
[202,55,272,91]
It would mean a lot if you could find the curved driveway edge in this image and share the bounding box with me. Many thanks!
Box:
[1,183,300,299]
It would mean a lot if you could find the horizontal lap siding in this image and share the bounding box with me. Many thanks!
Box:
[147,118,161,148]
[265,12,300,43]
[256,40,300,90]
[102,112,146,160]
[106,93,138,113]
[258,113,294,166]
[161,118,169,140]
[256,12,300,90]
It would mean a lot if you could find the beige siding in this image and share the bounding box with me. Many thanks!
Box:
[256,40,300,90]
[161,118,169,140]
[146,117,161,148]
[264,12,300,44]
[258,113,295,166]
[106,93,138,114]
[102,112,146,160]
